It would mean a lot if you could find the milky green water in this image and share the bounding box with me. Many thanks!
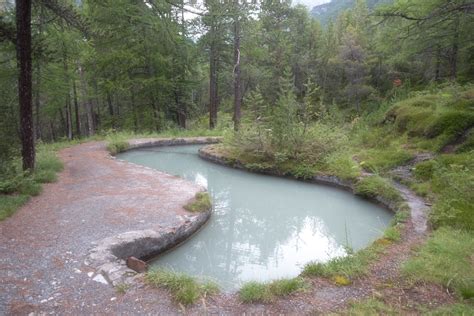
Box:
[118,145,392,290]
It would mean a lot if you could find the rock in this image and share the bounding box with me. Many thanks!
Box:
[126,256,148,273]
[93,274,109,285]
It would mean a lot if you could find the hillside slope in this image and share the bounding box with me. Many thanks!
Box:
[311,0,391,25]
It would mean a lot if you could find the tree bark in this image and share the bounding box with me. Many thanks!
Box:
[233,13,241,131]
[451,16,460,80]
[209,22,219,129]
[435,44,441,82]
[16,0,35,171]
[79,64,94,136]
[72,79,81,138]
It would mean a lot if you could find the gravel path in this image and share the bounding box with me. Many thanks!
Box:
[0,141,454,315]
[0,140,205,315]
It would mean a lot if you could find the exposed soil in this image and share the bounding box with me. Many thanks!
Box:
[0,139,455,315]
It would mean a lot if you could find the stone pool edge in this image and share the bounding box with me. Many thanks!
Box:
[198,145,401,212]
[85,137,221,287]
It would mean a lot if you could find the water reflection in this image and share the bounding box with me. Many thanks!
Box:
[118,145,392,290]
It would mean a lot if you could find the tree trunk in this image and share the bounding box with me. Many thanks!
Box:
[16,0,35,171]
[65,96,73,140]
[233,13,241,131]
[209,22,219,129]
[451,16,460,80]
[435,45,441,82]
[79,64,95,136]
[72,79,81,138]
[106,92,115,129]
[34,58,41,140]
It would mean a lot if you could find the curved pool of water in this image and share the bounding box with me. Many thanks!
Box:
[118,145,392,290]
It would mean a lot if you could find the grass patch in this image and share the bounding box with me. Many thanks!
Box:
[239,282,270,303]
[358,147,413,172]
[302,240,386,280]
[0,194,29,220]
[106,134,129,155]
[427,303,474,315]
[343,297,397,315]
[115,283,130,294]
[403,228,474,300]
[183,192,212,213]
[0,145,63,220]
[354,176,403,204]
[239,278,306,303]
[383,225,402,242]
[146,269,219,305]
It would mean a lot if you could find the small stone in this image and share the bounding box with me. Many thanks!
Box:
[74,268,81,274]
[110,297,116,301]
[87,272,94,277]
[92,274,108,285]
[126,256,148,273]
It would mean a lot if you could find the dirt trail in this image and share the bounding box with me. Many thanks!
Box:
[0,141,453,315]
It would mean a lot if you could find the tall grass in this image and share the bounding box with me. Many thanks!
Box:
[146,269,219,305]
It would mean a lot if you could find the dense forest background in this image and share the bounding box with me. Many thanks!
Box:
[0,0,473,170]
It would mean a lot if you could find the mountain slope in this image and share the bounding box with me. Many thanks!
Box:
[311,0,392,25]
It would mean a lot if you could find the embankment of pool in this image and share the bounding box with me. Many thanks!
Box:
[85,137,221,286]
[198,144,427,223]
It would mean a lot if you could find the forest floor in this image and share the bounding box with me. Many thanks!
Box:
[0,139,456,315]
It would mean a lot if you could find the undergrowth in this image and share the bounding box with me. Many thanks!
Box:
[0,145,64,220]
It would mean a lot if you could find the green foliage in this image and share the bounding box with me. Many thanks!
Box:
[358,147,413,172]
[239,278,306,303]
[344,298,397,315]
[106,136,129,155]
[413,160,436,181]
[354,176,403,204]
[0,145,64,220]
[302,241,386,279]
[427,303,474,315]
[0,195,29,221]
[324,151,361,181]
[145,269,219,305]
[383,225,402,242]
[390,209,409,226]
[403,228,474,300]
[183,192,212,213]
[239,282,270,303]
[429,153,474,230]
